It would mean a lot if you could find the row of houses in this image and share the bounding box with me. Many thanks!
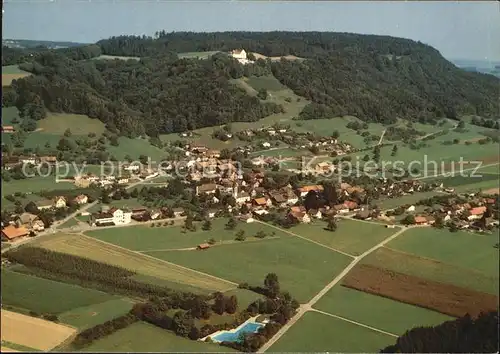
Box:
[2,154,57,170]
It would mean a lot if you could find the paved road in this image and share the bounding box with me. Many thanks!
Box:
[258,225,414,353]
[2,176,161,254]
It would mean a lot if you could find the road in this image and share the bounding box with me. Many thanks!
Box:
[258,225,413,353]
[2,175,162,254]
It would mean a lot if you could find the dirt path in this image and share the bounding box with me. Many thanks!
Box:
[259,226,413,352]
[378,129,386,145]
[255,220,356,258]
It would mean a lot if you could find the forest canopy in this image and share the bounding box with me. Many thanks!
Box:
[3,31,499,137]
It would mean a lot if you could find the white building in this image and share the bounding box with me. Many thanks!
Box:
[91,208,132,226]
[230,49,254,65]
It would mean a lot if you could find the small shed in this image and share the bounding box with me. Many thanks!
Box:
[197,243,211,250]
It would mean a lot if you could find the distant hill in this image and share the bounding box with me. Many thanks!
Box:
[2,38,89,49]
[3,31,500,137]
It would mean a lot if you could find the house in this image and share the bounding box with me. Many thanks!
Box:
[173,208,185,218]
[297,185,324,197]
[315,162,334,174]
[426,216,436,225]
[288,211,311,223]
[197,243,211,250]
[468,206,487,220]
[308,209,323,219]
[35,199,54,210]
[261,142,271,148]
[16,213,44,231]
[239,214,254,223]
[1,225,29,241]
[20,155,37,165]
[354,210,371,220]
[197,183,218,195]
[117,177,129,185]
[73,194,88,205]
[2,125,15,133]
[235,191,251,205]
[91,208,132,226]
[150,210,161,220]
[39,155,57,165]
[53,196,67,209]
[406,205,416,212]
[269,192,287,208]
[123,164,141,172]
[343,201,359,211]
[253,197,273,208]
[283,188,299,205]
[333,204,349,214]
[230,49,254,65]
[414,216,429,225]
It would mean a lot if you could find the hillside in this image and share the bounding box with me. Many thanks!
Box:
[3,31,499,138]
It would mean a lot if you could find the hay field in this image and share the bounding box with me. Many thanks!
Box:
[1,310,76,351]
[31,233,234,292]
[2,65,31,86]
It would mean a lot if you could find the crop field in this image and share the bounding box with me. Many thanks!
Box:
[268,311,395,353]
[2,65,31,86]
[387,227,499,277]
[291,219,395,256]
[314,285,452,335]
[59,298,135,330]
[342,264,498,318]
[31,233,235,292]
[92,55,140,61]
[1,269,117,315]
[144,236,352,303]
[37,113,106,136]
[1,310,77,351]
[362,247,498,295]
[81,321,231,352]
[86,218,289,251]
[2,177,76,196]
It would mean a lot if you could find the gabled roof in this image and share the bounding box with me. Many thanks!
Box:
[2,225,29,240]
[470,206,487,215]
[414,216,428,224]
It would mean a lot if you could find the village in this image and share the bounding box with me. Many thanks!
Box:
[2,142,498,245]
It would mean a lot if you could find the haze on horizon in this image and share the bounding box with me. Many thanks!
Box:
[2,0,499,62]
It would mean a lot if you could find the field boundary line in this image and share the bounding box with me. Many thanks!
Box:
[310,309,398,338]
[77,233,238,287]
[254,221,356,258]
[136,236,282,253]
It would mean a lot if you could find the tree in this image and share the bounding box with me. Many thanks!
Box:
[326,218,337,232]
[225,295,238,314]
[402,214,415,225]
[64,128,72,137]
[264,273,280,298]
[391,145,398,156]
[363,154,370,162]
[255,231,266,239]
[235,230,246,241]
[332,130,339,139]
[212,292,226,315]
[225,217,237,230]
[208,237,216,245]
[202,219,212,231]
[257,88,268,100]
[184,214,194,231]
[24,201,39,214]
[373,145,381,162]
[457,120,465,129]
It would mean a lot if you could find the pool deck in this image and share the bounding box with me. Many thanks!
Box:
[199,316,268,343]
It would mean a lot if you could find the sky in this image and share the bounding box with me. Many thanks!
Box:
[2,1,499,61]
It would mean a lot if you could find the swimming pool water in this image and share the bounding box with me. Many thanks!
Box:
[212,322,264,342]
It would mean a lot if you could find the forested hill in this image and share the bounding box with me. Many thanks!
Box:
[3,31,499,137]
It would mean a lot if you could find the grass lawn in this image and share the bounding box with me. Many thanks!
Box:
[80,321,232,352]
[427,172,499,187]
[85,218,289,251]
[1,340,40,352]
[246,75,286,92]
[362,247,499,295]
[177,51,219,59]
[59,298,135,330]
[37,113,106,136]
[2,177,76,196]
[221,288,264,309]
[291,219,395,256]
[145,236,352,303]
[31,233,235,293]
[1,269,116,315]
[57,217,80,229]
[1,106,21,125]
[388,227,499,277]
[106,137,166,161]
[377,191,444,210]
[269,311,395,353]
[314,286,453,335]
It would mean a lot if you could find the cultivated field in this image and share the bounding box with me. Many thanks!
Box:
[86,217,291,251]
[144,236,353,303]
[59,298,135,330]
[1,310,76,351]
[2,177,76,196]
[106,136,166,161]
[81,321,231,352]
[31,233,234,293]
[387,227,499,277]
[314,285,453,335]
[292,219,395,256]
[37,113,106,135]
[2,65,31,86]
[268,311,395,353]
[362,247,499,295]
[342,264,498,318]
[1,269,116,315]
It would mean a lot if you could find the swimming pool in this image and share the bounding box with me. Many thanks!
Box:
[212,321,264,342]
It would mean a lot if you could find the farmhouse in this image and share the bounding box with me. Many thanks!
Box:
[414,216,429,225]
[91,208,132,226]
[297,185,324,197]
[1,225,29,241]
[35,199,55,211]
[53,196,67,209]
[73,194,88,205]
[467,206,487,220]
[288,211,311,223]
[197,183,218,195]
[15,213,44,231]
[197,243,211,250]
[230,49,254,65]
[1,125,15,133]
